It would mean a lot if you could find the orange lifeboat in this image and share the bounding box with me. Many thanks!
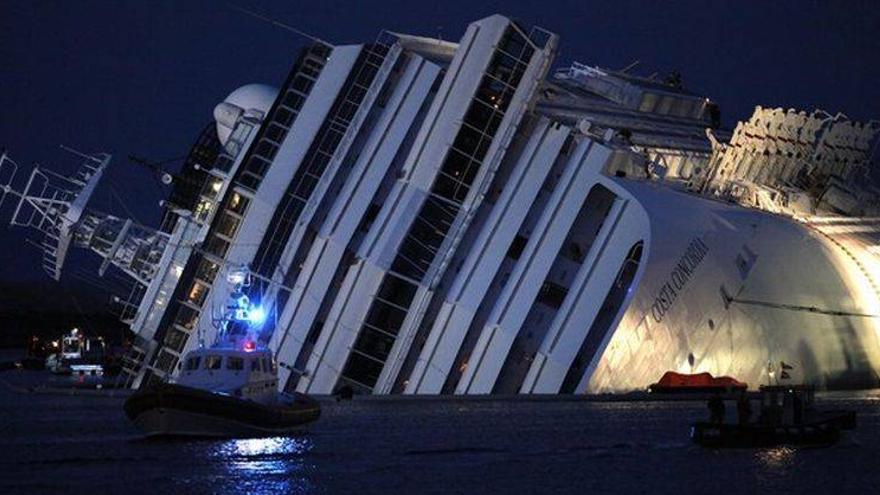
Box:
[649,371,747,393]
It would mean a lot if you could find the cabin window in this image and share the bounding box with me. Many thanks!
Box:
[163,328,189,352]
[506,235,528,260]
[154,350,178,374]
[227,192,250,216]
[204,235,230,258]
[187,281,210,306]
[185,356,201,371]
[205,355,222,370]
[227,357,244,370]
[673,99,695,118]
[194,258,220,285]
[216,212,242,239]
[657,95,674,115]
[251,359,261,372]
[203,177,224,200]
[174,305,200,330]
[358,203,381,233]
[639,93,658,113]
[535,280,568,309]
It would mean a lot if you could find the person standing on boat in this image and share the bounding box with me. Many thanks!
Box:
[708,392,725,424]
[737,391,752,425]
[792,392,803,425]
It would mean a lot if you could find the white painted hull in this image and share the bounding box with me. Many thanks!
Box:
[585,180,880,393]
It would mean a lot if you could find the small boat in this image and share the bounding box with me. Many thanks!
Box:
[649,371,747,394]
[125,267,321,437]
[70,363,106,388]
[124,344,320,438]
[45,328,107,375]
[691,385,856,448]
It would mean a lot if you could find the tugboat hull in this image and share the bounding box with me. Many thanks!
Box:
[130,407,306,438]
[691,420,845,448]
[124,383,321,438]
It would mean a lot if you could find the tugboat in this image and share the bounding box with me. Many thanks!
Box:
[124,342,320,437]
[691,384,856,448]
[124,268,321,437]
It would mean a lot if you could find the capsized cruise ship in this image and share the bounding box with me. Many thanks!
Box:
[4,14,880,394]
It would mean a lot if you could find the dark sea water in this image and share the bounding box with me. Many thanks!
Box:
[1,370,878,495]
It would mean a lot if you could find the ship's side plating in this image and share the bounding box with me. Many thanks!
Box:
[586,184,880,392]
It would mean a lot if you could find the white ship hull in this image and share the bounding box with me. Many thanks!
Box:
[584,180,880,393]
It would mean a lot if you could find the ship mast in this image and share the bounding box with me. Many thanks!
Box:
[0,147,170,286]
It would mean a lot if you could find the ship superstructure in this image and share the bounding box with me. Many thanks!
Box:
[7,14,880,393]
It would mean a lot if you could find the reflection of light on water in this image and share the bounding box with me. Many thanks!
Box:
[223,436,312,457]
[210,436,317,494]
[755,446,796,469]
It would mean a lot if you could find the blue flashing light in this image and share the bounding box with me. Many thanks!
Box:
[248,306,267,326]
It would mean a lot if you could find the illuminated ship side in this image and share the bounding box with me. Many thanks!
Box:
[11,14,878,394]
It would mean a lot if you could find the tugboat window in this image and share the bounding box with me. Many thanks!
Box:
[205,355,222,370]
[227,357,244,370]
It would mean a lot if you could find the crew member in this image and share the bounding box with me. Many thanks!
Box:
[708,392,725,424]
[792,391,803,425]
[737,391,752,425]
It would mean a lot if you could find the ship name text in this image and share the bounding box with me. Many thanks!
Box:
[650,237,709,323]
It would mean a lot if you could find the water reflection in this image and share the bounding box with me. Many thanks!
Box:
[210,436,317,494]
[755,445,796,469]
[218,436,314,457]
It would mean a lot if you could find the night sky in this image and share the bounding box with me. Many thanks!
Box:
[1,0,878,312]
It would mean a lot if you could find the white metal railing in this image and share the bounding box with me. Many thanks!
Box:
[2,148,111,280]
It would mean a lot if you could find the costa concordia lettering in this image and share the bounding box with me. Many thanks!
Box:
[7,14,880,394]
[651,238,709,324]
